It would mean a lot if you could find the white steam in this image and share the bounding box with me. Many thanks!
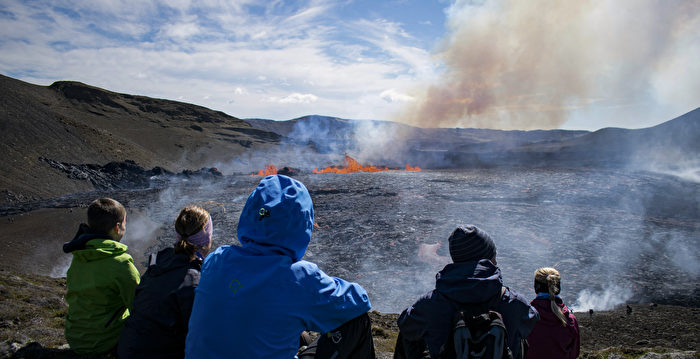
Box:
[49,255,72,278]
[572,283,634,311]
[667,234,700,277]
[122,209,164,265]
[236,117,420,172]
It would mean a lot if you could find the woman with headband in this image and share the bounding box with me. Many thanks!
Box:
[118,206,213,359]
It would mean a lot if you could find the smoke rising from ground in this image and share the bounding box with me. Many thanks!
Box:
[396,0,700,129]
[235,118,418,174]
[573,284,634,312]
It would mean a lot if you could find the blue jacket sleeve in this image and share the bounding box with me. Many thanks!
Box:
[293,261,371,333]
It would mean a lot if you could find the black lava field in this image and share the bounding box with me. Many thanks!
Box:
[48,168,700,313]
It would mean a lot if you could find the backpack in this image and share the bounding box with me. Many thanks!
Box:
[439,295,513,359]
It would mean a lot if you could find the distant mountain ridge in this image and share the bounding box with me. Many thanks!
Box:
[245,109,700,170]
[1,73,698,204]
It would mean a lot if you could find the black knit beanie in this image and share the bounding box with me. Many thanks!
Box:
[448,225,497,263]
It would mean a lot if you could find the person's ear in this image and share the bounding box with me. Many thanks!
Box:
[111,221,126,240]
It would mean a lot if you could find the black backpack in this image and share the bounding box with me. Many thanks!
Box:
[439,296,513,359]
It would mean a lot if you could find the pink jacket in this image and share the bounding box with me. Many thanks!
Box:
[525,296,580,359]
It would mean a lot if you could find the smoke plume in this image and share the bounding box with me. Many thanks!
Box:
[572,283,634,311]
[397,0,699,129]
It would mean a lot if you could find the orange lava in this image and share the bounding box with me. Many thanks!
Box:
[250,164,277,176]
[251,156,421,176]
[312,155,422,173]
[405,163,421,171]
[313,155,388,174]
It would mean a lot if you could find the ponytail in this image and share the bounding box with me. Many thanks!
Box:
[534,267,568,327]
[174,206,212,260]
[174,236,198,259]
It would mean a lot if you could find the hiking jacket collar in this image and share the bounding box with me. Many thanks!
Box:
[435,259,504,304]
[63,223,112,253]
[146,247,199,276]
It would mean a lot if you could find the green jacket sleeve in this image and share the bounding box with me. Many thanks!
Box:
[116,256,141,311]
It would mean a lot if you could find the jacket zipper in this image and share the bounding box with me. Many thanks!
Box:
[104,306,126,328]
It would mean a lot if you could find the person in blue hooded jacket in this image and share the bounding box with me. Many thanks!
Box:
[185,175,375,359]
[394,225,539,359]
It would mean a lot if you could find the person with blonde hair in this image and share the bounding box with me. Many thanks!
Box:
[118,205,214,359]
[525,267,580,359]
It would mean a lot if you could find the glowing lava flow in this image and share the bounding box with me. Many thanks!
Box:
[250,156,421,176]
[313,155,386,174]
[313,155,421,173]
[250,164,277,176]
[405,163,421,171]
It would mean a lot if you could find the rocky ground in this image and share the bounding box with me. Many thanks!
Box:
[0,270,698,359]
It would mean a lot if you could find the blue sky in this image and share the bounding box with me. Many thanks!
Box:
[1,0,698,130]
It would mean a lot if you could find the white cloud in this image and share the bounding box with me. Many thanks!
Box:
[159,22,200,40]
[274,93,319,104]
[380,89,414,103]
[0,0,436,122]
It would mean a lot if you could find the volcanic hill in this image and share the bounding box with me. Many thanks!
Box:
[0,74,281,205]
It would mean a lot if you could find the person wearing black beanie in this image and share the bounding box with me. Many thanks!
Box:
[395,225,539,359]
[448,225,497,263]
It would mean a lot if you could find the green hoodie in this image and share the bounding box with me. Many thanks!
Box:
[65,238,140,354]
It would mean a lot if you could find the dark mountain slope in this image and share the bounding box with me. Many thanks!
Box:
[429,108,700,168]
[528,107,700,168]
[0,75,281,204]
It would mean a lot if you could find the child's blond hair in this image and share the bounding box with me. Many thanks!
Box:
[534,267,567,326]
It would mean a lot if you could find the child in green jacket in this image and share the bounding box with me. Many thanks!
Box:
[62,197,140,355]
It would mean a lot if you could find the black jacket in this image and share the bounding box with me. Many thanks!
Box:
[397,259,539,359]
[118,247,202,359]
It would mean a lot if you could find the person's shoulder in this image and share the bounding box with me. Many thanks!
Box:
[156,246,175,257]
[502,286,531,305]
[289,260,363,293]
[103,248,138,275]
[208,244,241,259]
[290,260,323,279]
[405,289,444,312]
[200,245,239,266]
[113,250,136,265]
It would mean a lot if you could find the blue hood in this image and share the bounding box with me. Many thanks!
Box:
[237,175,314,261]
[435,259,504,304]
